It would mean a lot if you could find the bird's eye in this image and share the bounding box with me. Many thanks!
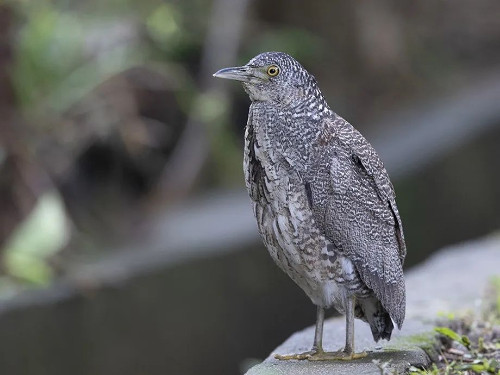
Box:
[267,65,280,77]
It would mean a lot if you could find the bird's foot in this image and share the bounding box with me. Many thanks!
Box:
[274,349,319,360]
[307,348,367,361]
[275,348,366,361]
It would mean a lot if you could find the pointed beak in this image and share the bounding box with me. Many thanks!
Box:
[213,66,259,83]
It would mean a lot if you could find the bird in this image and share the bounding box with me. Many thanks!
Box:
[213,52,406,361]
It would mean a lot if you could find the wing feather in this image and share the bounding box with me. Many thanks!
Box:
[316,116,407,327]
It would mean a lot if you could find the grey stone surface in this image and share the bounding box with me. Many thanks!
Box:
[246,350,429,375]
[404,233,500,320]
[246,233,500,375]
[246,319,432,375]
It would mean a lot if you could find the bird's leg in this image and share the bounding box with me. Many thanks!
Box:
[312,304,325,352]
[341,295,367,359]
[308,296,367,361]
[275,306,325,360]
[344,294,355,354]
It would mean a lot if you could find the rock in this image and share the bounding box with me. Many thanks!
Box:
[245,233,500,374]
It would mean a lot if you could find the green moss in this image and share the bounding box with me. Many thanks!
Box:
[385,331,440,361]
[488,276,500,318]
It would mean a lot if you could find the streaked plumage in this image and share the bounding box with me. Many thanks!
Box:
[214,52,406,360]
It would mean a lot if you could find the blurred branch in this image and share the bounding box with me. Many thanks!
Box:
[157,0,252,199]
[0,4,37,251]
[0,4,57,266]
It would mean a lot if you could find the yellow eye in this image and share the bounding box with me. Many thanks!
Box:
[267,65,280,77]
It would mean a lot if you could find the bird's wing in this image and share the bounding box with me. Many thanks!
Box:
[315,116,406,327]
[337,116,405,262]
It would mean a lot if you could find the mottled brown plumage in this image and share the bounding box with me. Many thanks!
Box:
[214,52,406,360]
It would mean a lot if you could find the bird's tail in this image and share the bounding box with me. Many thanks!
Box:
[355,296,394,342]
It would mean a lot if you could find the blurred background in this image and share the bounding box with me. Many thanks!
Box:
[0,0,499,374]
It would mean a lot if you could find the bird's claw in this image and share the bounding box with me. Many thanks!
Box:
[307,349,367,361]
[275,348,367,361]
[274,350,317,360]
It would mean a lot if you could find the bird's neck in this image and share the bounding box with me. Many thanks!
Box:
[284,90,331,121]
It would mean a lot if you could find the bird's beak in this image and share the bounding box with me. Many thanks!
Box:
[213,65,261,83]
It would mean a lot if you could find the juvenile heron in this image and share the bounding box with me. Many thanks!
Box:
[214,52,406,361]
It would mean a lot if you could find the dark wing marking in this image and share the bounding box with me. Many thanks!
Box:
[244,114,269,203]
[305,181,313,209]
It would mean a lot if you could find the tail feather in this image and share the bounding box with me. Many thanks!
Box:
[355,296,394,342]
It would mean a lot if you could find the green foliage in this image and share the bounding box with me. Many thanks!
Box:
[410,358,500,375]
[434,327,471,350]
[146,2,181,45]
[490,276,500,319]
[13,2,83,109]
[456,358,499,373]
[437,311,456,321]
[2,192,69,287]
[410,279,500,375]
[1,0,250,296]
[409,363,440,375]
[410,323,499,374]
[145,2,199,58]
[12,1,148,117]
[10,0,212,117]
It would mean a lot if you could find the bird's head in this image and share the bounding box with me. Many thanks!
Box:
[214,51,322,105]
